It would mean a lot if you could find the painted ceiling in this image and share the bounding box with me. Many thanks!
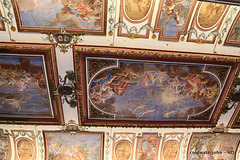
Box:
[2,0,240,160]
[0,0,240,129]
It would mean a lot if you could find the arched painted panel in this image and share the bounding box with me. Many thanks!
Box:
[124,0,153,21]
[197,2,227,30]
[162,140,179,160]
[16,139,34,160]
[114,141,132,160]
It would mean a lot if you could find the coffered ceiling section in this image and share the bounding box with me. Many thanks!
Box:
[74,46,240,127]
[0,0,239,128]
[0,43,64,125]
[11,0,107,34]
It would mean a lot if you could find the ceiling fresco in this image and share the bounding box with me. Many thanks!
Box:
[0,0,238,127]
[12,130,36,160]
[154,0,197,41]
[11,0,107,34]
[74,46,240,127]
[0,44,64,125]
[118,0,156,38]
[187,1,230,43]
[188,133,240,160]
[0,0,240,159]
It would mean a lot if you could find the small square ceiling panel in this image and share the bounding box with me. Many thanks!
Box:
[74,46,240,127]
[0,43,64,124]
[12,0,107,35]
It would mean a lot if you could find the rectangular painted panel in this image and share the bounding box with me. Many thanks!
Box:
[12,0,107,34]
[44,131,104,160]
[188,133,240,160]
[74,46,240,127]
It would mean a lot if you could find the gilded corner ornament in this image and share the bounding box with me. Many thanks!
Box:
[42,28,84,53]
[209,123,228,134]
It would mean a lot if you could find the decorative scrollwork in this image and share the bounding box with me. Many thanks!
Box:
[42,28,83,53]
[0,0,16,31]
[4,130,41,139]
[161,133,185,141]
[182,133,190,160]
[62,120,88,135]
[55,70,80,108]
[209,123,228,134]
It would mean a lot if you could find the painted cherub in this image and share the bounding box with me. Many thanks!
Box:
[160,0,186,33]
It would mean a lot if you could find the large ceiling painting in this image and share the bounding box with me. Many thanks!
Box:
[11,0,107,34]
[224,11,240,47]
[0,44,63,124]
[154,0,196,41]
[74,46,239,127]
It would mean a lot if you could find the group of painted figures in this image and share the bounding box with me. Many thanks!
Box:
[49,143,86,160]
[90,62,220,118]
[0,58,46,112]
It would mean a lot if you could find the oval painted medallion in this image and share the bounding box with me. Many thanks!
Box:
[198,2,227,29]
[115,141,132,160]
[17,139,34,160]
[124,0,152,21]
[162,141,178,160]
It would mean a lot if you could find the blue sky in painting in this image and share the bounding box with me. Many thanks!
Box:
[90,60,222,121]
[158,0,192,37]
[46,133,102,147]
[0,55,53,118]
[0,55,43,66]
[19,0,99,30]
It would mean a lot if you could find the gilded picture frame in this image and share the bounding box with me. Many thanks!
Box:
[74,46,240,127]
[11,0,107,35]
[43,131,104,160]
[0,43,64,125]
